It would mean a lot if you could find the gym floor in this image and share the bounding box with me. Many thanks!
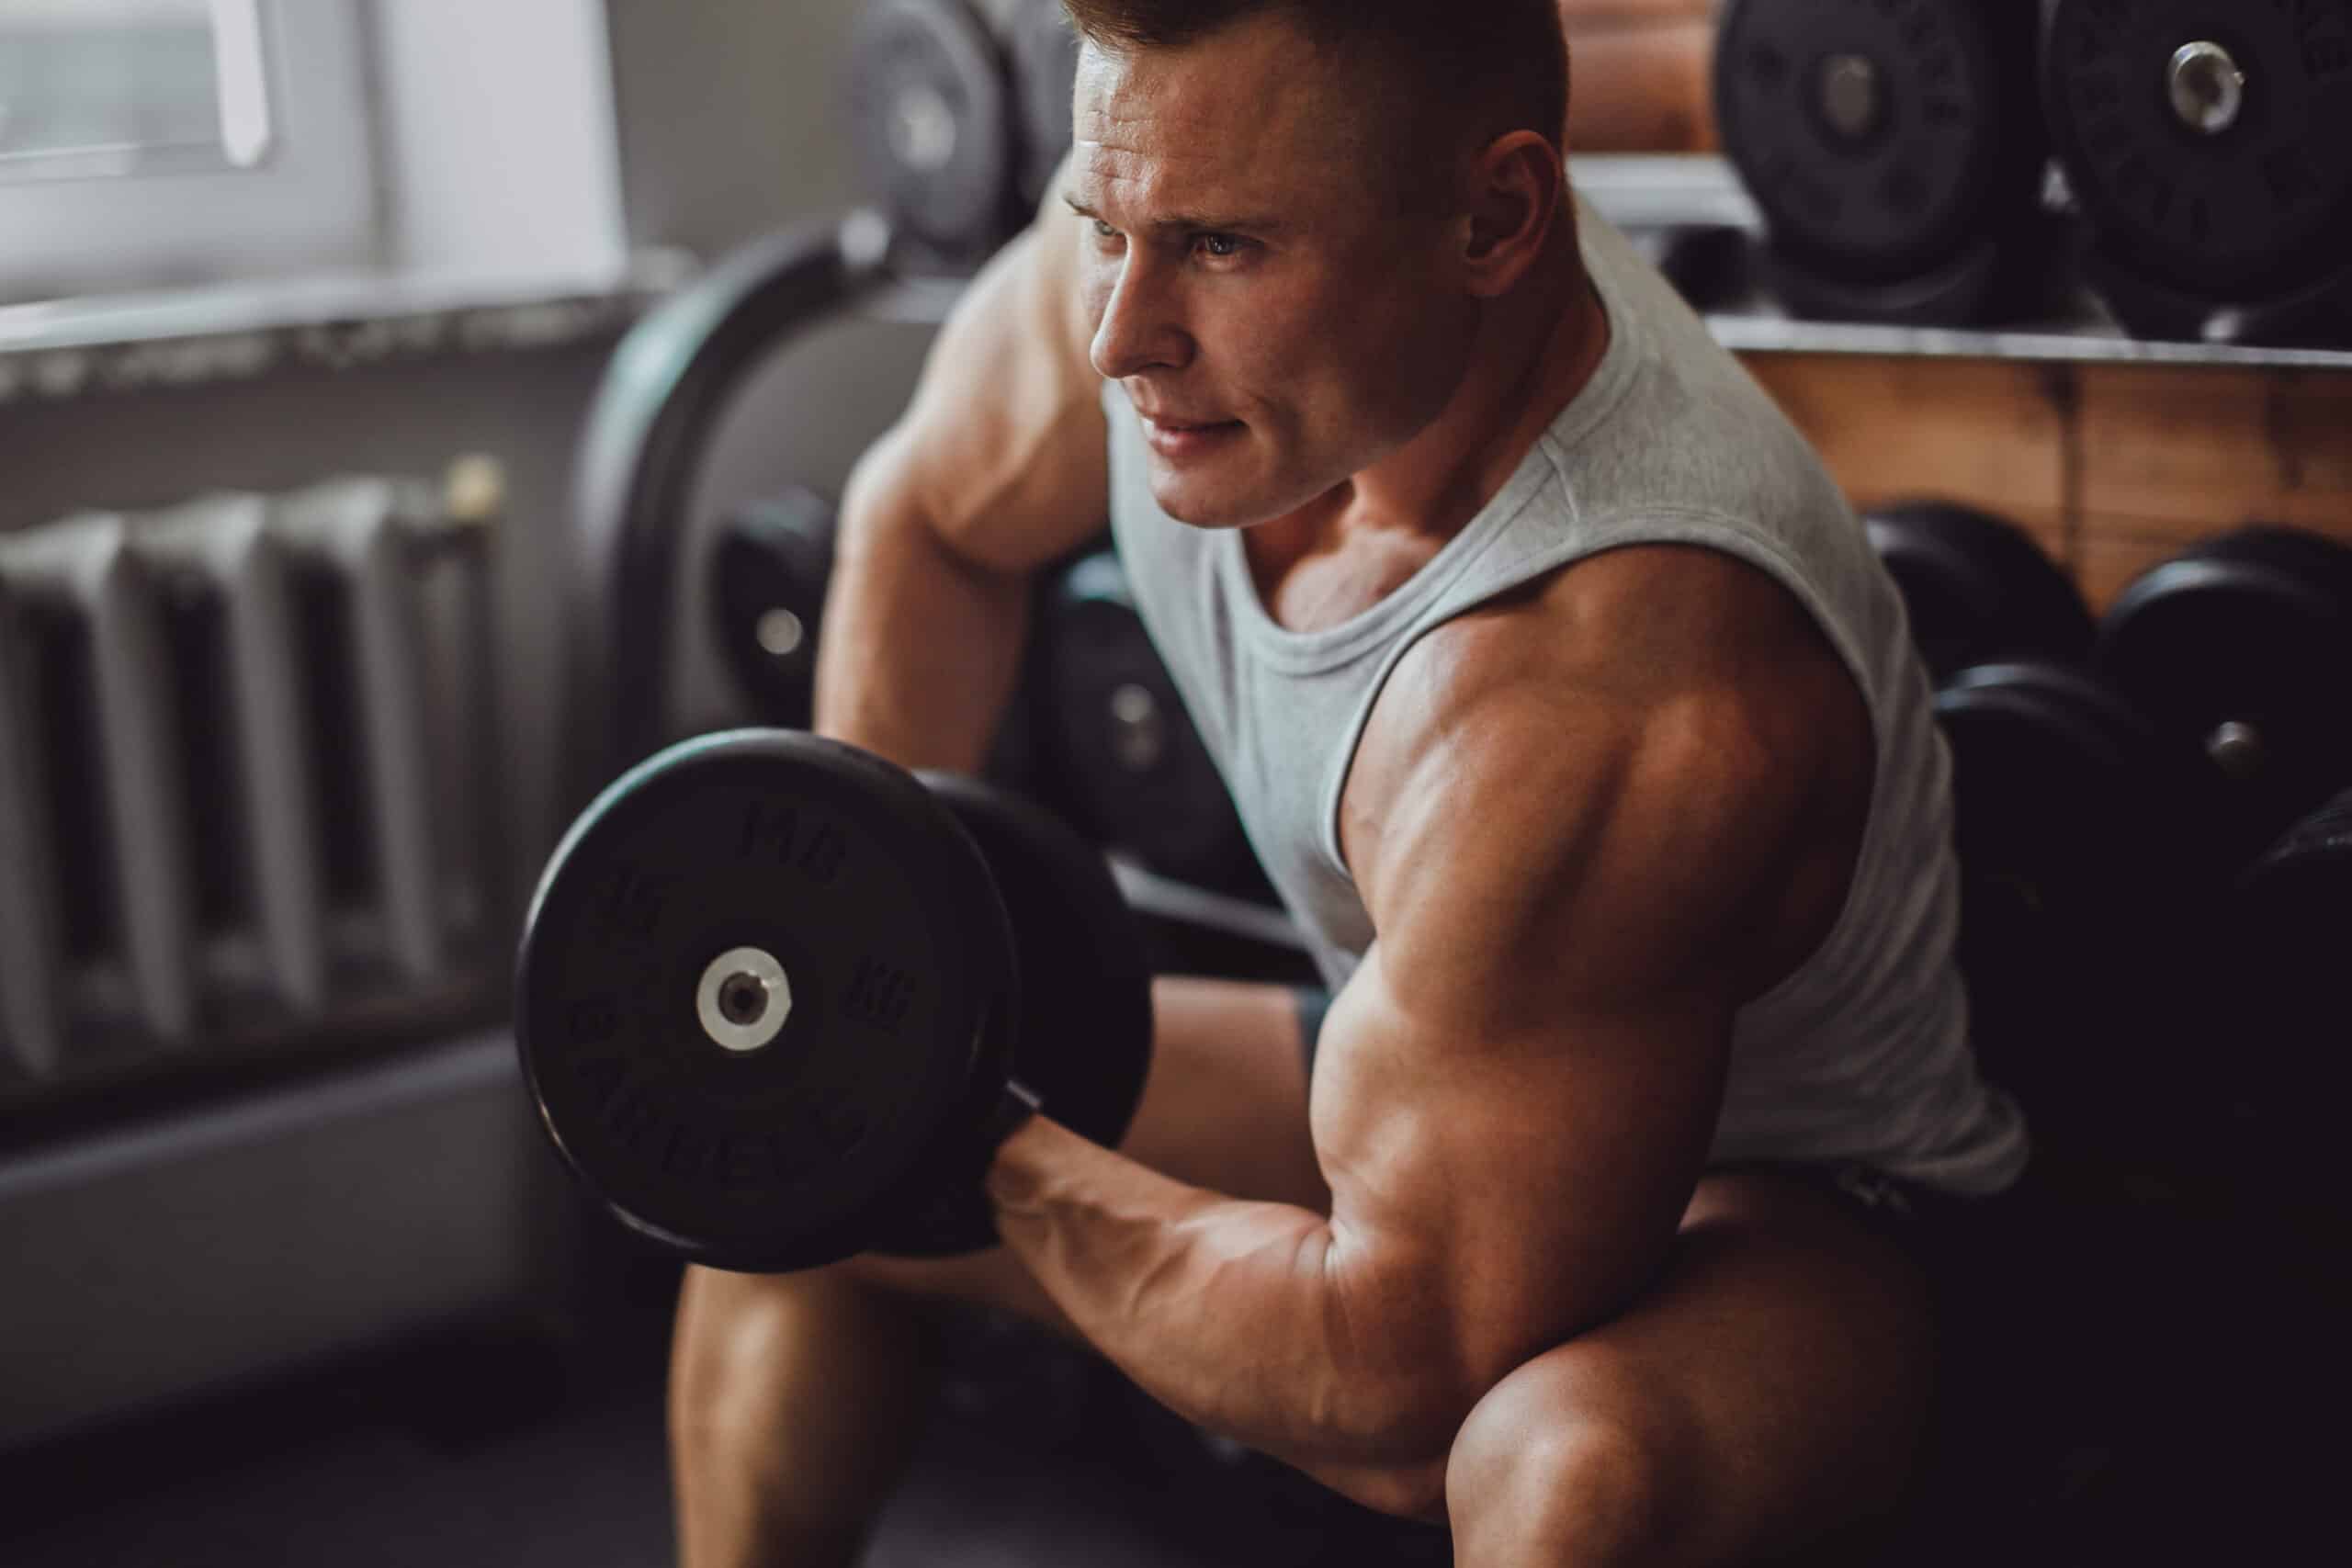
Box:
[0,1275,1436,1568]
[0,1232,2333,1568]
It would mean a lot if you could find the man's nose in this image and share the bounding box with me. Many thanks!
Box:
[1090,253,1191,381]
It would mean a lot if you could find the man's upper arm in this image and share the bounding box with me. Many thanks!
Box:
[854,155,1108,574]
[1312,555,1861,1396]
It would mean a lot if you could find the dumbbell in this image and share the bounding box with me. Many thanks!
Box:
[2220,787,2352,1183]
[1034,548,1272,901]
[1864,502,2095,688]
[1713,0,2057,324]
[1932,661,2222,1145]
[515,729,1153,1271]
[707,489,836,733]
[846,0,1082,267]
[702,486,1041,788]
[2097,526,2352,872]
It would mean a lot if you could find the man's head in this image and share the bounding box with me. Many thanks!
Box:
[1060,1,1575,529]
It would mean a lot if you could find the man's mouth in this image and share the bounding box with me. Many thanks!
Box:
[1140,413,1245,459]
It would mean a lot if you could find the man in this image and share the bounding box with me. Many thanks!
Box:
[671,3,2030,1563]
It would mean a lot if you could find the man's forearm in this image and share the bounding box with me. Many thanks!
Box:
[986,1117,1464,1482]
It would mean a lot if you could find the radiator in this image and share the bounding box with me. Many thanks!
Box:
[0,475,502,1089]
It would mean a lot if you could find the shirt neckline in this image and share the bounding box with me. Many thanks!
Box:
[1219,206,1647,674]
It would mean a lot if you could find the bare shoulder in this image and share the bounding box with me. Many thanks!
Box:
[1340,543,1873,1018]
[854,153,1109,574]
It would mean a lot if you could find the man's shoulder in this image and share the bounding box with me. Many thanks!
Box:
[1397,543,1853,739]
[1341,542,1871,918]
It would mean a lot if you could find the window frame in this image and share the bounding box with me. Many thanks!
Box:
[0,0,383,306]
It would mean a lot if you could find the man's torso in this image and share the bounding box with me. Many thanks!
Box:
[1102,197,2030,1198]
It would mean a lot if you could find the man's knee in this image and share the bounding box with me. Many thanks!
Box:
[1447,1365,1697,1568]
[670,1265,930,1434]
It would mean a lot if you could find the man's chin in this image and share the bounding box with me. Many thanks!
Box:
[1148,471,1276,532]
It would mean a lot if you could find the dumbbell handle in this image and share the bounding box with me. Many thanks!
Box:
[982,1077,1044,1150]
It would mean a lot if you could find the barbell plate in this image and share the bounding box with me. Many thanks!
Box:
[2044,0,2352,297]
[1715,0,2045,281]
[516,729,1015,1272]
[847,0,1017,256]
[879,774,1156,1256]
[2097,526,2352,863]
[1866,501,2094,685]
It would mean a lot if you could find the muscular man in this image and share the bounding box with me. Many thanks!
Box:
[673,3,2030,1563]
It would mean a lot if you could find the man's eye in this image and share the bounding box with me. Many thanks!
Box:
[1194,233,1245,260]
[1091,219,1120,241]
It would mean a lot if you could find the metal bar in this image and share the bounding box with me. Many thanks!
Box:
[141,495,329,1016]
[274,479,444,984]
[5,515,200,1045]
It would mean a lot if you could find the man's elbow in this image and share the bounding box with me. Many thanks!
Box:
[1303,1364,1474,1524]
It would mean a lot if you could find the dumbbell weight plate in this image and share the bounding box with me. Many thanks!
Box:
[516,730,1017,1273]
[1865,502,2094,685]
[878,774,1156,1255]
[2225,789,2352,1140]
[1714,0,2045,282]
[1934,661,2217,1140]
[1037,551,1266,896]
[2097,526,2352,863]
[847,0,1016,258]
[2043,0,2352,299]
[708,489,836,731]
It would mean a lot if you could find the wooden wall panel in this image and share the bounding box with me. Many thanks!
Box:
[1559,1,1719,152]
[1741,354,2073,559]
[1740,354,2352,614]
[2075,367,2352,545]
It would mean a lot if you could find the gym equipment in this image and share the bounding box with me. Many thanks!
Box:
[2043,0,2352,344]
[1713,0,2057,325]
[1934,661,2219,1141]
[1865,502,2095,686]
[1034,549,1272,900]
[515,729,1152,1272]
[571,217,893,795]
[708,489,837,732]
[1007,0,1082,211]
[2222,788,2352,1178]
[2096,526,2352,869]
[1653,224,1755,315]
[844,0,1083,266]
[847,0,1018,265]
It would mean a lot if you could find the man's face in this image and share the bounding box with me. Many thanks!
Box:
[1068,17,1475,529]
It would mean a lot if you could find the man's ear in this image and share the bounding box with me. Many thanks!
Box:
[1459,130,1563,299]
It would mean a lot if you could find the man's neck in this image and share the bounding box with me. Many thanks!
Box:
[1258,220,1609,582]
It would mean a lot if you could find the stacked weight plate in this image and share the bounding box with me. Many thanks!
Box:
[1713,0,2059,324]
[2042,0,2352,344]
[845,0,1081,269]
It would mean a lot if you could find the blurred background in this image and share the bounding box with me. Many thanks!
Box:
[1,2,2346,1563]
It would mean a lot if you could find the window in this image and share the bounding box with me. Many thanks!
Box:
[0,0,629,314]
[0,0,271,177]
[0,0,380,304]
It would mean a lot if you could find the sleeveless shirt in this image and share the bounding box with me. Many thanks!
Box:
[1102,197,2029,1195]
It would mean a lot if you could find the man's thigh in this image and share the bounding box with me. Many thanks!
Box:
[1448,1167,1940,1566]
[843,975,1328,1329]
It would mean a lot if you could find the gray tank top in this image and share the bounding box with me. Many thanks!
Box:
[1102,198,2029,1196]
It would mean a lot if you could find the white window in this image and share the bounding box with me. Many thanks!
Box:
[0,0,628,310]
[0,0,382,304]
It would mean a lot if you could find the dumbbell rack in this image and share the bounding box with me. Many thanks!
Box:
[1589,161,2352,1563]
[1578,156,2352,367]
